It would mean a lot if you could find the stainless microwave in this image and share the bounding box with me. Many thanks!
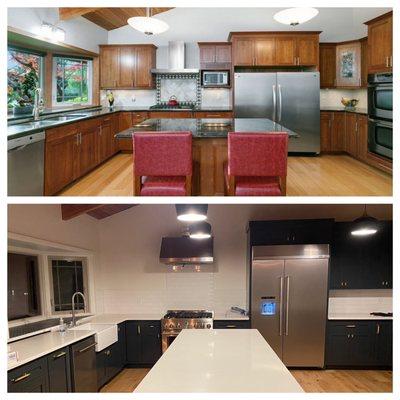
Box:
[202,71,229,87]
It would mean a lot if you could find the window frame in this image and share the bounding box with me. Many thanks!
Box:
[48,256,90,315]
[7,46,45,109]
[52,55,93,106]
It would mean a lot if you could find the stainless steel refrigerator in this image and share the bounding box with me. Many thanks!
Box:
[251,244,329,367]
[234,72,320,154]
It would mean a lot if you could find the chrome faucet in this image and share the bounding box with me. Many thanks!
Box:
[71,291,87,327]
[33,87,43,121]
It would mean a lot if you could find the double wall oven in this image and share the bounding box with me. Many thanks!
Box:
[368,73,392,160]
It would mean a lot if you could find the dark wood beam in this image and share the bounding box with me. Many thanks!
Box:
[61,204,137,220]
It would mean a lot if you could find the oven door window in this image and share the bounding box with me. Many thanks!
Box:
[374,125,393,149]
[374,88,392,111]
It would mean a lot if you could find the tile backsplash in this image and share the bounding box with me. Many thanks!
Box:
[100,89,156,107]
[320,88,368,108]
[328,289,392,316]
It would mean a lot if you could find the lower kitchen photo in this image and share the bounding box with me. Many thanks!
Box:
[7,203,392,393]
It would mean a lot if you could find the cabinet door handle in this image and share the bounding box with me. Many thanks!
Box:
[347,334,350,339]
[376,324,380,335]
[386,57,389,67]
[382,281,385,286]
[53,351,66,359]
[390,56,392,67]
[355,122,358,132]
[346,325,356,328]
[285,275,290,336]
[78,342,96,353]
[351,334,354,338]
[137,325,141,335]
[226,325,237,328]
[11,372,31,383]
[105,350,111,356]
[76,134,80,146]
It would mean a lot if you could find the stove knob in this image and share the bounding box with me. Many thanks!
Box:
[177,323,181,328]
[206,324,211,329]
[169,324,174,329]
[185,322,189,328]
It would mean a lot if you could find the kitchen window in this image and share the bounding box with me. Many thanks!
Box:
[53,56,92,105]
[49,258,88,312]
[7,47,44,110]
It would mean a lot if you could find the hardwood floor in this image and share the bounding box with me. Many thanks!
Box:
[59,153,392,196]
[100,367,392,392]
[291,369,392,393]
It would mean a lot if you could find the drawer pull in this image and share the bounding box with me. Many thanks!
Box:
[53,351,66,359]
[376,324,380,335]
[226,325,237,328]
[12,372,31,383]
[346,325,356,328]
[149,325,155,328]
[105,350,111,356]
[78,342,96,353]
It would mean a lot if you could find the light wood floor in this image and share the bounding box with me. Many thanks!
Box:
[59,153,392,196]
[100,367,392,393]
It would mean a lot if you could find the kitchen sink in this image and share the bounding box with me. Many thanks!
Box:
[71,323,118,352]
[42,113,88,122]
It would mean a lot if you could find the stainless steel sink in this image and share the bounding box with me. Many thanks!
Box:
[42,113,88,122]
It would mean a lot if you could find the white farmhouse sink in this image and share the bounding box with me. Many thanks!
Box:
[71,323,118,352]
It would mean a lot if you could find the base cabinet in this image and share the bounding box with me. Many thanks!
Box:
[213,320,250,329]
[8,358,49,393]
[96,341,123,390]
[47,347,72,392]
[126,321,162,365]
[326,320,392,367]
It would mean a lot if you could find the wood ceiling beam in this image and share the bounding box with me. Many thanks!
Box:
[59,8,100,20]
[61,204,137,220]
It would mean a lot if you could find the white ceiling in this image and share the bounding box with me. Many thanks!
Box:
[108,7,391,45]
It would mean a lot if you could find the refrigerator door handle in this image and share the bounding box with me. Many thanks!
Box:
[285,275,290,335]
[279,275,284,336]
[278,84,282,122]
[272,84,277,122]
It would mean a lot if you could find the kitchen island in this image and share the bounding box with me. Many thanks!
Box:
[116,118,297,196]
[135,329,303,393]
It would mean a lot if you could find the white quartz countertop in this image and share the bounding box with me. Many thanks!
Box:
[8,330,95,371]
[81,313,163,324]
[134,329,303,393]
[328,313,393,320]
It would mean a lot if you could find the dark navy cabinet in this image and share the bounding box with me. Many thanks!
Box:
[47,346,72,392]
[96,341,123,390]
[326,320,392,368]
[330,221,392,289]
[248,219,334,246]
[118,322,127,365]
[126,320,161,365]
[213,320,250,329]
[8,357,49,393]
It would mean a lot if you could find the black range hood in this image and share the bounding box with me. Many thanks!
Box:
[159,236,213,265]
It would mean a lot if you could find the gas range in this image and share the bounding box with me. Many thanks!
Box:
[149,104,196,111]
[162,310,214,332]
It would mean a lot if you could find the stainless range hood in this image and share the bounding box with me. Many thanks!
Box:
[159,236,213,264]
[151,41,199,74]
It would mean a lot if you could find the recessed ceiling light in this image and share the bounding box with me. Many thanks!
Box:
[273,8,319,26]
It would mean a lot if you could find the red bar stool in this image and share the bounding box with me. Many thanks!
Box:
[225,132,288,196]
[133,132,192,196]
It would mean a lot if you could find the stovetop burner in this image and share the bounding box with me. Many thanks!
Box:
[164,310,213,319]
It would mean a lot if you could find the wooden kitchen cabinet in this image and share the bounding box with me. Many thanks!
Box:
[76,119,100,177]
[231,32,319,67]
[357,115,368,162]
[320,111,345,152]
[98,115,117,163]
[336,41,361,87]
[148,111,192,119]
[345,112,359,157]
[365,12,392,73]
[319,44,336,88]
[100,45,156,89]
[360,37,368,87]
[125,321,161,366]
[320,111,332,151]
[193,111,233,118]
[198,42,232,69]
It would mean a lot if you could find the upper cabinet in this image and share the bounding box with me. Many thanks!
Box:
[230,32,320,67]
[99,45,157,89]
[336,41,361,87]
[198,42,232,69]
[319,44,336,88]
[365,12,392,73]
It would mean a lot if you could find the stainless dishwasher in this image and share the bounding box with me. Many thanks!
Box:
[8,131,45,196]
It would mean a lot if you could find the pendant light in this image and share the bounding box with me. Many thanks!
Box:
[273,8,319,26]
[176,205,208,222]
[127,8,169,35]
[351,205,378,236]
[189,222,212,240]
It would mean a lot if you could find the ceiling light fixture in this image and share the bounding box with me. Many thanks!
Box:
[273,8,319,26]
[189,222,212,240]
[127,7,169,35]
[176,205,208,223]
[40,22,65,42]
[351,205,379,236]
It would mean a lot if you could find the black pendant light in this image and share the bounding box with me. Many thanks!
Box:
[351,205,378,236]
[189,221,212,239]
[176,204,208,222]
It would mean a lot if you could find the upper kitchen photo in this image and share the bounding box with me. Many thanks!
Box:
[7,7,393,196]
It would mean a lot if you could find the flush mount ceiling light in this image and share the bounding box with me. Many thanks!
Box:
[351,205,379,236]
[176,204,208,222]
[189,222,212,240]
[40,22,66,42]
[273,8,319,26]
[127,7,169,35]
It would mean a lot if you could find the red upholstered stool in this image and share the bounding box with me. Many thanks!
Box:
[225,132,288,196]
[133,132,192,196]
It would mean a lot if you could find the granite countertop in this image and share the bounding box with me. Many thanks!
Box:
[135,329,303,393]
[116,118,299,139]
[320,106,368,115]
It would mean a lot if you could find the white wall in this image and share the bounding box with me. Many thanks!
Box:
[7,8,108,53]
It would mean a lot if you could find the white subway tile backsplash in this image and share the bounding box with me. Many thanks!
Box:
[100,90,156,107]
[320,88,368,108]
